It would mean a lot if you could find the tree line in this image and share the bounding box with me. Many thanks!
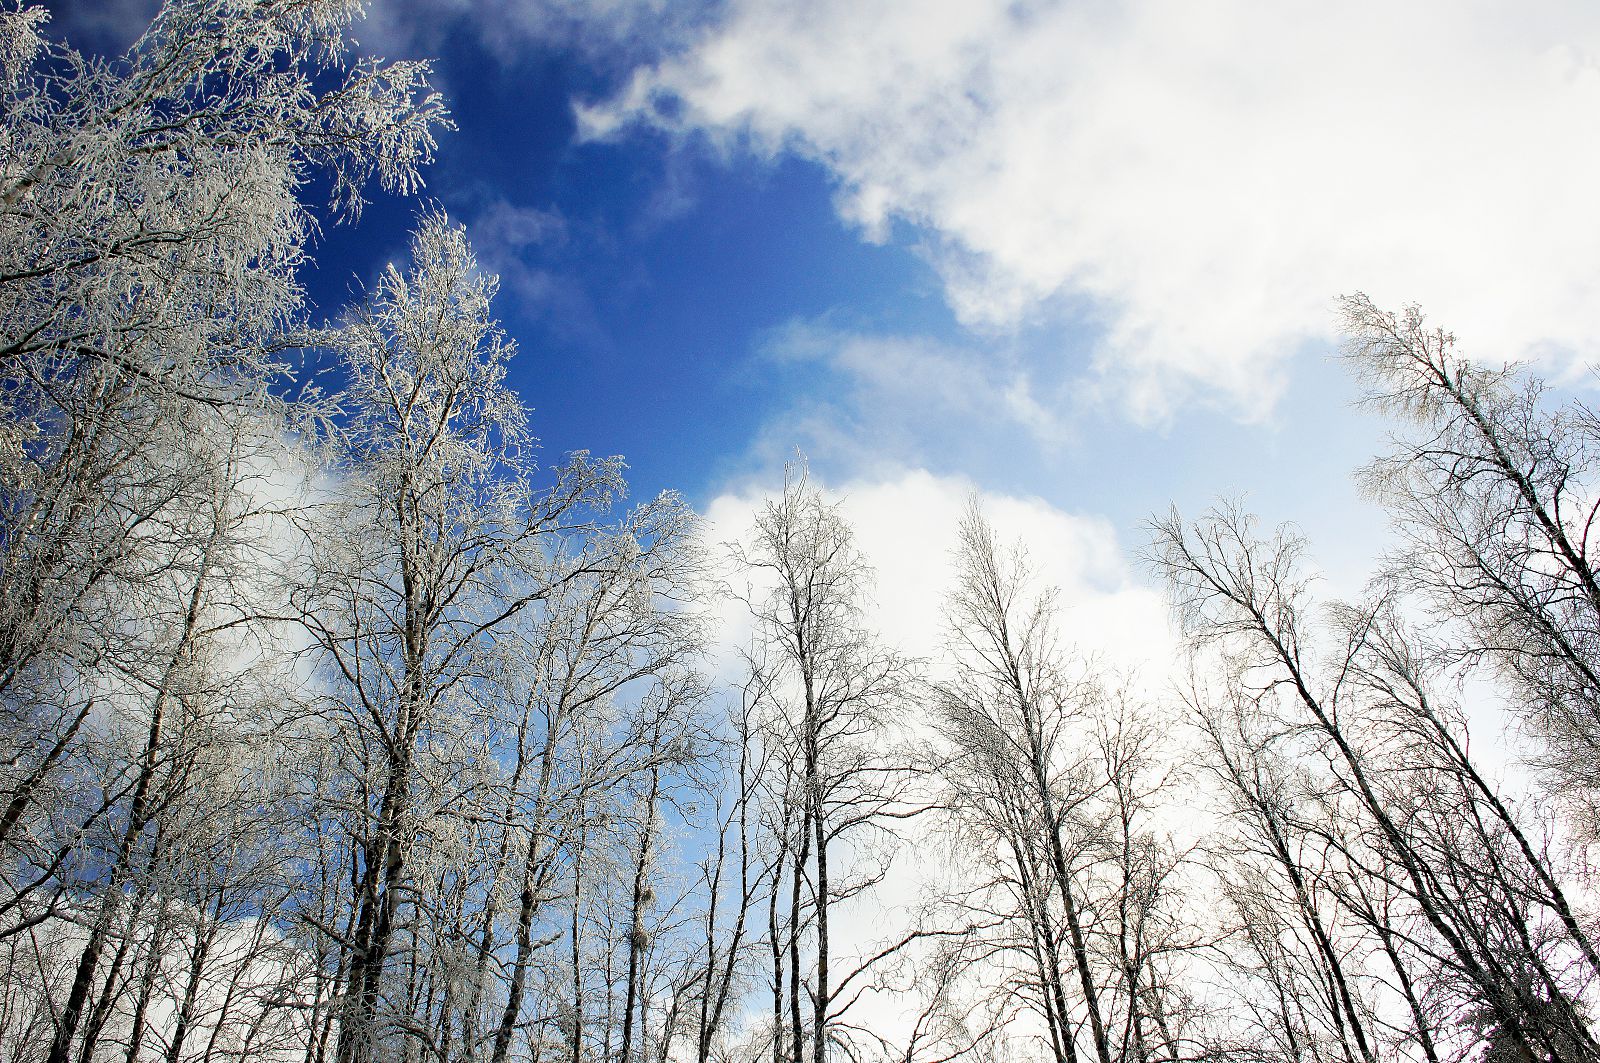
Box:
[3,3,1598,1062]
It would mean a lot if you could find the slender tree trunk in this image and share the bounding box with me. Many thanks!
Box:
[489,723,563,1063]
[695,836,725,1063]
[1007,828,1077,1063]
[338,736,416,1063]
[457,694,541,1063]
[768,831,787,1063]
[621,763,661,1063]
[698,736,755,1063]
[800,656,822,1063]
[1019,696,1113,1063]
[810,761,828,1063]
[788,794,812,1063]
[77,882,148,1063]
[165,904,222,1063]
[121,896,173,1063]
[49,530,217,1063]
[570,826,585,1063]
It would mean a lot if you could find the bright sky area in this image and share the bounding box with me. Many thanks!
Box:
[47,0,1600,679]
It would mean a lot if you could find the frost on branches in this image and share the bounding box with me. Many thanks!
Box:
[6,4,1600,1063]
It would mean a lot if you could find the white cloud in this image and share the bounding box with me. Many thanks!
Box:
[703,466,1174,680]
[350,0,692,69]
[587,0,1600,417]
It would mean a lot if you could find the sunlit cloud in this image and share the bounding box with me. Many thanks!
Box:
[586,0,1600,417]
[703,466,1174,680]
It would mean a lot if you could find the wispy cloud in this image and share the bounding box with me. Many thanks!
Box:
[463,195,612,350]
[748,322,1072,470]
[586,0,1600,417]
[46,0,159,54]
[351,0,705,70]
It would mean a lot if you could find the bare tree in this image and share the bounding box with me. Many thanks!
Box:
[1151,503,1600,1061]
[0,8,447,1057]
[290,213,713,1063]
[292,213,629,1063]
[934,500,1199,1063]
[687,673,780,1063]
[0,0,448,831]
[1340,294,1600,834]
[729,463,922,1063]
[479,502,708,1063]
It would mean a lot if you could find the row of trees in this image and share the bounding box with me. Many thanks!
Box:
[4,2,1600,1062]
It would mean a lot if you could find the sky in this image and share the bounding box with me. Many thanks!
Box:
[45,0,1600,677]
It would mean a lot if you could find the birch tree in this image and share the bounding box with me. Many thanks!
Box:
[934,501,1198,1063]
[294,212,589,1063]
[730,464,920,1063]
[1151,504,1600,1061]
[297,212,709,1063]
[1340,294,1600,834]
[0,1,447,1021]
[0,0,447,738]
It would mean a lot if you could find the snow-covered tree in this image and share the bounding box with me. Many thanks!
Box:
[0,6,449,1060]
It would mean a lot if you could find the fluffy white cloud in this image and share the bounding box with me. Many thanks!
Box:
[702,466,1174,679]
[587,0,1600,416]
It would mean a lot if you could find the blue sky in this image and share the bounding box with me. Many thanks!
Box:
[49,0,1600,669]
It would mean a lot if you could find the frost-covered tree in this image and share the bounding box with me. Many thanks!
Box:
[934,502,1198,1063]
[0,6,448,1040]
[1151,502,1600,1062]
[298,212,587,1062]
[1341,294,1600,832]
[295,213,708,1063]
[0,0,448,687]
[729,465,921,1063]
